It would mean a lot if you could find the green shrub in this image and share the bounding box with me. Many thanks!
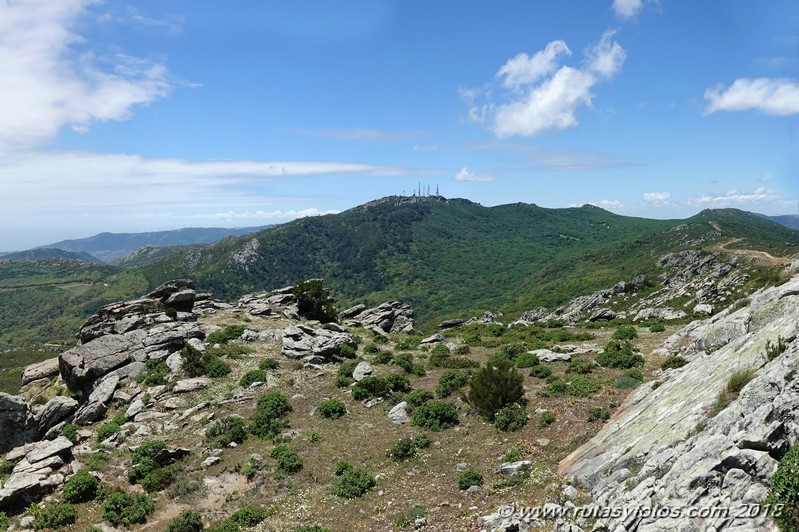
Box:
[228,507,268,528]
[596,340,644,369]
[498,342,528,360]
[271,444,303,474]
[249,392,292,439]
[660,356,688,370]
[428,344,452,367]
[458,469,483,490]
[206,344,252,359]
[339,344,357,359]
[395,504,426,528]
[612,325,638,340]
[102,492,155,527]
[395,337,422,351]
[31,503,77,530]
[504,443,529,462]
[352,376,390,400]
[164,307,178,319]
[205,357,232,378]
[515,352,540,368]
[539,376,568,397]
[614,374,643,389]
[389,435,430,461]
[61,423,80,443]
[318,399,347,419]
[371,350,393,365]
[764,446,799,531]
[167,511,204,532]
[385,372,412,393]
[336,360,359,387]
[62,470,100,503]
[436,370,470,398]
[207,325,246,345]
[467,361,525,420]
[493,403,528,432]
[141,357,170,386]
[97,420,122,442]
[239,369,267,387]
[568,375,602,397]
[587,407,611,422]
[333,463,376,498]
[0,512,7,532]
[649,321,666,332]
[208,416,248,446]
[411,400,459,431]
[623,369,644,381]
[538,411,556,427]
[372,333,389,344]
[364,343,380,355]
[566,358,593,374]
[294,280,338,322]
[394,352,414,373]
[257,357,279,370]
[403,389,434,408]
[529,365,553,379]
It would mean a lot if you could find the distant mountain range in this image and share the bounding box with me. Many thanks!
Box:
[0,226,272,263]
[763,214,799,231]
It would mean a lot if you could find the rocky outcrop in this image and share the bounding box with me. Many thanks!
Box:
[238,284,299,319]
[20,359,60,386]
[35,396,78,437]
[281,323,356,363]
[633,306,687,321]
[464,311,503,326]
[73,374,119,425]
[343,301,415,334]
[0,436,75,507]
[0,393,38,453]
[559,273,799,531]
[59,280,203,393]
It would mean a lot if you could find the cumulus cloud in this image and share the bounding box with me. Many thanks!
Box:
[0,0,173,151]
[454,166,494,182]
[496,41,571,88]
[704,78,799,116]
[594,199,624,210]
[464,30,626,138]
[612,0,643,19]
[643,191,671,203]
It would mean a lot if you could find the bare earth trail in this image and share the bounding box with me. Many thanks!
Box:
[708,221,787,266]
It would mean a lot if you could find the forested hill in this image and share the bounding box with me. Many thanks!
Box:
[130,197,799,329]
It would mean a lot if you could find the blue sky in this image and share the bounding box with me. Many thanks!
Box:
[1,0,798,250]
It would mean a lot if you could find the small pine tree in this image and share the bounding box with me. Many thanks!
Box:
[294,280,338,323]
[467,360,524,420]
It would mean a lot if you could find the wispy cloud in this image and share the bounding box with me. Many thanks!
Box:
[454,166,494,182]
[612,0,643,19]
[593,199,624,210]
[463,30,626,138]
[290,128,428,143]
[704,78,799,116]
[0,0,174,152]
[469,142,635,170]
[687,187,795,209]
[643,191,671,204]
[413,144,439,152]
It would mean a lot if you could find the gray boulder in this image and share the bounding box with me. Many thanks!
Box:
[352,361,373,381]
[35,396,78,437]
[21,358,60,386]
[0,393,37,453]
[344,301,415,334]
[388,401,411,425]
[281,324,356,362]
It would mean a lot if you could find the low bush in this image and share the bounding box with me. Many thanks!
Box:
[31,503,77,530]
[318,399,347,419]
[588,406,611,422]
[467,361,525,420]
[205,357,231,378]
[249,392,292,439]
[228,507,268,528]
[333,462,376,499]
[0,512,7,532]
[403,389,434,408]
[181,344,231,379]
[208,416,248,446]
[240,369,267,387]
[352,376,390,400]
[428,344,452,367]
[614,374,642,389]
[411,400,459,431]
[62,470,100,503]
[140,357,170,386]
[339,343,357,359]
[764,445,799,531]
[493,403,528,432]
[385,373,412,393]
[568,375,602,397]
[206,324,245,345]
[271,444,303,474]
[371,350,393,365]
[649,321,666,332]
[538,411,556,427]
[514,352,540,368]
[612,325,638,340]
[566,359,593,374]
[389,435,430,461]
[539,376,568,397]
[436,370,470,398]
[364,343,380,355]
[529,365,553,379]
[167,511,204,532]
[97,420,122,443]
[395,505,426,528]
[102,492,155,527]
[660,356,688,370]
[61,423,79,443]
[395,337,421,351]
[596,340,644,369]
[504,442,529,462]
[458,469,483,490]
[336,361,359,387]
[294,280,338,322]
[393,352,414,373]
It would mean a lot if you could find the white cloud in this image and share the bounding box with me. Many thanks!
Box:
[496,41,571,88]
[688,187,794,209]
[643,191,671,202]
[613,0,643,19]
[704,78,799,116]
[593,199,624,210]
[465,31,626,138]
[454,166,494,182]
[0,0,173,152]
